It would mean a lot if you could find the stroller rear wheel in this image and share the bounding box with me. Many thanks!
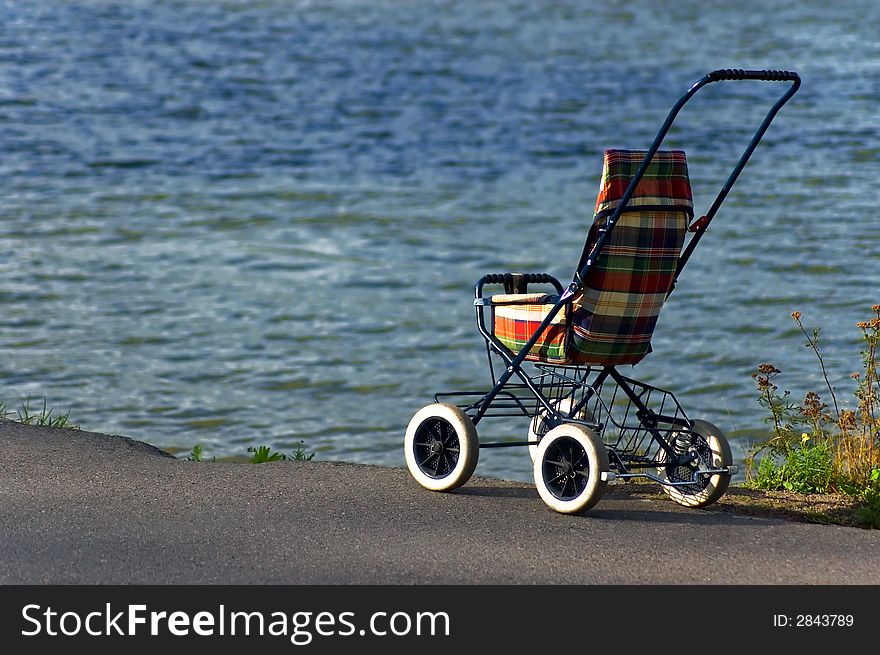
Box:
[657,419,732,508]
[533,424,609,515]
[404,403,479,492]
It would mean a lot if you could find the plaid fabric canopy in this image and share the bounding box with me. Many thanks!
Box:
[594,149,693,218]
[568,149,691,365]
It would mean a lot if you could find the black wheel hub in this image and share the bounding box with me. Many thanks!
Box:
[413,417,460,479]
[666,434,712,493]
[542,436,589,501]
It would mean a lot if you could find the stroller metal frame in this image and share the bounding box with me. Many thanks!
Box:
[404,69,800,514]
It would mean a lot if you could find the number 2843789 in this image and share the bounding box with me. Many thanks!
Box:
[773,615,854,628]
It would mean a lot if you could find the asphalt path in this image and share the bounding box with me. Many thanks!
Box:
[2,420,879,584]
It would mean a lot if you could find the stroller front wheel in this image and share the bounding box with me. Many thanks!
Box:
[404,403,479,492]
[533,424,609,515]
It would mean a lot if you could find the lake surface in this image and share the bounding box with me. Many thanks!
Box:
[2,0,878,483]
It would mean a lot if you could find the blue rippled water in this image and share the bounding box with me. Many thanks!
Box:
[1,0,878,482]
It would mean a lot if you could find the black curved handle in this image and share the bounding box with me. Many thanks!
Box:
[708,68,799,83]
[476,272,564,297]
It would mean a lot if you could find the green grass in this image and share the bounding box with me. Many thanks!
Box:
[750,438,834,494]
[1,396,79,429]
[183,441,316,463]
[1,397,317,466]
[856,477,880,529]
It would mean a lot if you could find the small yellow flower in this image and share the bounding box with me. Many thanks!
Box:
[791,311,801,321]
[801,432,810,444]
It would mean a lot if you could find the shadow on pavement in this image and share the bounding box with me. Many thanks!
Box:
[455,484,777,526]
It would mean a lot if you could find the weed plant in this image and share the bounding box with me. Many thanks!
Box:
[185,442,316,463]
[185,444,212,462]
[249,442,316,463]
[747,306,880,525]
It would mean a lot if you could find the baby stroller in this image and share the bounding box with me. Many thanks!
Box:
[404,69,800,514]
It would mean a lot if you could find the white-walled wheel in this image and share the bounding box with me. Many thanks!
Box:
[528,397,587,462]
[404,403,479,492]
[657,419,733,508]
[533,424,609,515]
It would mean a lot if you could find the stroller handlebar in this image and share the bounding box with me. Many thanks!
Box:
[707,68,799,83]
[482,273,556,286]
[576,66,801,291]
[476,273,564,298]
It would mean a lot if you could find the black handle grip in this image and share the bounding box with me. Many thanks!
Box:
[482,273,554,285]
[477,272,563,296]
[708,68,799,83]
[483,273,508,284]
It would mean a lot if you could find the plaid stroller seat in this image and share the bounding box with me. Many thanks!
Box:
[492,149,692,366]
